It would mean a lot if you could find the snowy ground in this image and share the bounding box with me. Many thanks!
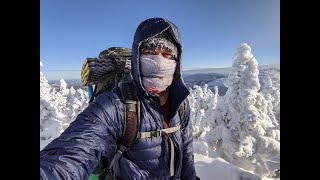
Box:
[195,153,279,180]
[193,141,265,180]
[195,153,260,180]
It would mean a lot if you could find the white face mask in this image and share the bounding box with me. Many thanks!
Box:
[140,54,177,94]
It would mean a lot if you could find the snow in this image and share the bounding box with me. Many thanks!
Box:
[193,141,262,180]
[40,43,280,179]
[40,66,88,150]
[195,153,261,180]
[191,44,280,178]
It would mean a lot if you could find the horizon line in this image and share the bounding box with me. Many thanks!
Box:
[41,63,280,72]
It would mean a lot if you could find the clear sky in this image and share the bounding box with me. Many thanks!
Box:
[40,0,279,80]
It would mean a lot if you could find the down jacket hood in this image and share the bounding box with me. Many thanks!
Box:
[131,17,189,113]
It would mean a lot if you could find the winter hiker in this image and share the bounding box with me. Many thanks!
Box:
[40,17,199,180]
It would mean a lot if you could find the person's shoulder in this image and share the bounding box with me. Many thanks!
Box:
[94,88,122,104]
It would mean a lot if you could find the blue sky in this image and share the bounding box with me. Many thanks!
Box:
[40,0,279,80]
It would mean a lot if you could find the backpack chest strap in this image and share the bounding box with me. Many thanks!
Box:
[137,124,181,139]
[137,124,181,177]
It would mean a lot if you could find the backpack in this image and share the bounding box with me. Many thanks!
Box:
[81,47,132,102]
[81,47,187,180]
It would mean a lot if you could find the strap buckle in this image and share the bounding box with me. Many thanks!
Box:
[151,131,161,137]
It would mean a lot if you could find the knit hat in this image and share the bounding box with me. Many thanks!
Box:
[140,30,178,59]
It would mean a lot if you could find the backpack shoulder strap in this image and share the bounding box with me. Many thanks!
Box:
[103,73,140,177]
[178,102,184,122]
[118,73,140,148]
[179,99,189,131]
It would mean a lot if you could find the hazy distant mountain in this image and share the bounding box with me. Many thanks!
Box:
[182,64,279,76]
[49,79,84,90]
[182,73,228,96]
[182,64,280,96]
[207,78,229,96]
[48,64,280,96]
[182,67,232,76]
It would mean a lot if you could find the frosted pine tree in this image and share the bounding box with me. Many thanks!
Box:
[40,69,89,150]
[40,63,64,150]
[204,43,279,178]
[270,70,280,123]
[259,69,280,124]
[188,84,218,140]
[64,86,76,127]
[74,87,89,112]
[65,86,89,127]
[51,79,69,126]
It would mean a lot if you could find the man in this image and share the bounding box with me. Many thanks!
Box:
[40,17,198,180]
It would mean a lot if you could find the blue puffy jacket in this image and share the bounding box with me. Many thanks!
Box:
[40,17,197,180]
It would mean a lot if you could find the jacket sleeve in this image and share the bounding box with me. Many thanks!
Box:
[40,93,124,180]
[180,99,197,180]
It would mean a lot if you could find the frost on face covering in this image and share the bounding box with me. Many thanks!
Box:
[140,54,176,94]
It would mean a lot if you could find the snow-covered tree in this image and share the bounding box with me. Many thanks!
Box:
[203,43,279,178]
[40,69,64,150]
[51,79,69,124]
[259,69,280,124]
[40,63,88,150]
[188,84,219,139]
[64,86,89,127]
